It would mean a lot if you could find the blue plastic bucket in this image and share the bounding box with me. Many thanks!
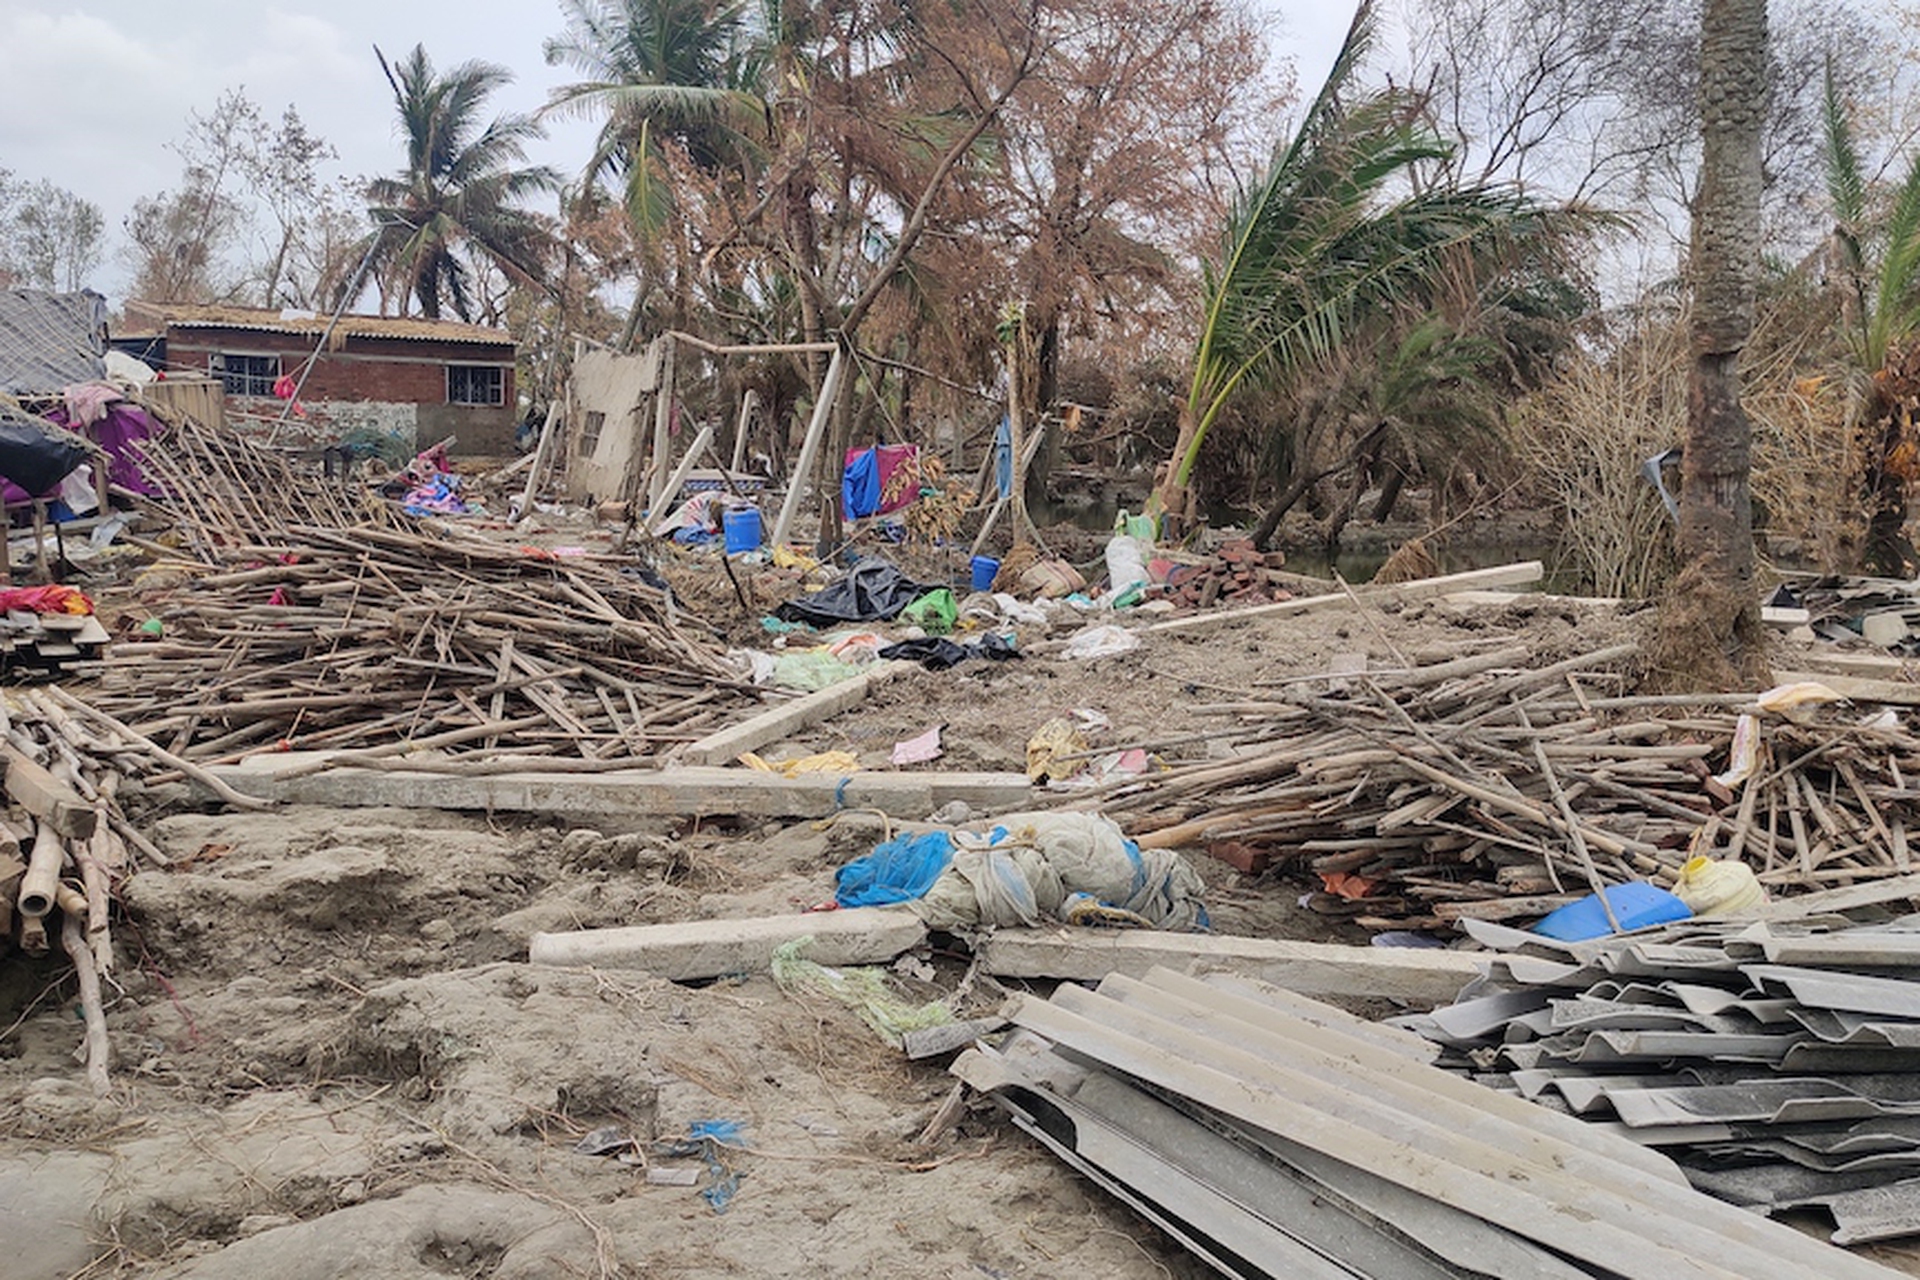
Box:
[723,506,762,555]
[970,555,1001,592]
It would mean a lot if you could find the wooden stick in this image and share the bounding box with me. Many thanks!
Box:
[60,913,110,1096]
[46,687,272,810]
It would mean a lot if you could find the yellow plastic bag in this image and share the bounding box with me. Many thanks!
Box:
[1673,855,1767,917]
[1026,716,1087,783]
[738,750,861,778]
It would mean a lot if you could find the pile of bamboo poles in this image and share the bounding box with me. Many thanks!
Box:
[1107,641,1920,931]
[0,687,166,1096]
[88,389,760,768]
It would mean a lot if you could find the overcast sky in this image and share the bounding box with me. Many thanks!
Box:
[0,1,1355,302]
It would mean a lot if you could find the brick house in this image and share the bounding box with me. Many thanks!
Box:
[120,302,520,454]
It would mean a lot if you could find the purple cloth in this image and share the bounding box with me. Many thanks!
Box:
[6,402,160,505]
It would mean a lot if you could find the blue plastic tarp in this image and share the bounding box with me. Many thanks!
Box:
[835,831,955,907]
[842,447,881,518]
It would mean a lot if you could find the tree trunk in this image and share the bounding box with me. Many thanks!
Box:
[1369,465,1407,524]
[1654,0,1768,688]
[1861,390,1918,575]
[1156,402,1202,535]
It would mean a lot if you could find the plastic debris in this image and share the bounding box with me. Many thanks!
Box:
[1059,624,1141,660]
[891,725,944,766]
[1533,882,1693,941]
[1673,855,1767,917]
[1027,716,1088,783]
[835,831,956,907]
[739,749,861,777]
[770,937,955,1046]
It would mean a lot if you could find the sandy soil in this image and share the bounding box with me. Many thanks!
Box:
[5,554,1911,1279]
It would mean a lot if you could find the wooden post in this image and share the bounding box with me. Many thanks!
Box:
[771,345,847,550]
[653,425,715,515]
[647,337,676,513]
[511,401,562,525]
[730,389,759,474]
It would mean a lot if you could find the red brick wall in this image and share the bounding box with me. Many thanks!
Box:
[165,325,518,453]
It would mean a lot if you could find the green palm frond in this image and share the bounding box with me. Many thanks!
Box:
[364,43,556,320]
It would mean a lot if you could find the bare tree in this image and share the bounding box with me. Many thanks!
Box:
[123,91,261,302]
[0,172,104,290]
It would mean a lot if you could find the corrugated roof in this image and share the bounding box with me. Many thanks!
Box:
[126,301,514,348]
[0,289,108,394]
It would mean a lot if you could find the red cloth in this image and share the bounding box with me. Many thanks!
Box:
[0,585,93,616]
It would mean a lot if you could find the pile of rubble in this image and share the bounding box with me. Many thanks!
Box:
[1165,539,1294,609]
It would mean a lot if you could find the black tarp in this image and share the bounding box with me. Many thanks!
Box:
[775,560,935,626]
[0,404,89,495]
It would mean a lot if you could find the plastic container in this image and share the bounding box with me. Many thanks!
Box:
[1532,882,1692,942]
[722,505,762,555]
[1673,856,1766,917]
[971,555,1001,592]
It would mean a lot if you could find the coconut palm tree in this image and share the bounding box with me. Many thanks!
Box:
[1152,0,1565,532]
[359,45,559,321]
[542,0,767,233]
[1824,63,1920,574]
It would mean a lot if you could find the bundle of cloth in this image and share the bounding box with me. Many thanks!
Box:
[834,810,1208,932]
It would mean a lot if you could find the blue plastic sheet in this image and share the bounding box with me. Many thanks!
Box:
[836,831,955,907]
[1534,882,1691,941]
[842,447,881,518]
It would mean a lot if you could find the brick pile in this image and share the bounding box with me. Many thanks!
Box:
[1167,539,1294,609]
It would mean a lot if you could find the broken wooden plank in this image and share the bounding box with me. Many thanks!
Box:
[976,927,1481,1008]
[1148,562,1544,635]
[205,756,1030,820]
[2,745,96,839]
[1774,670,1920,707]
[680,661,915,767]
[528,906,928,978]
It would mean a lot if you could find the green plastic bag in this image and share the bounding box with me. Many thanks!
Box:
[901,588,958,635]
[1115,509,1157,543]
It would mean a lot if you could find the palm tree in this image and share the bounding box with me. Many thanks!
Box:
[542,0,766,236]
[1824,63,1920,574]
[1152,0,1563,531]
[360,45,559,321]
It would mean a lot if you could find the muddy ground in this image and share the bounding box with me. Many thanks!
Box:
[6,564,1919,1279]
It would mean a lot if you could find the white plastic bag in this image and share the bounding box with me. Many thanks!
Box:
[1104,534,1149,599]
[1059,624,1141,660]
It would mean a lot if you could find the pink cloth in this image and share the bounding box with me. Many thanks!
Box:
[61,382,121,427]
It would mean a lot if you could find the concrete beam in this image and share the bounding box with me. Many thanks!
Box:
[679,661,915,767]
[1148,562,1544,636]
[529,906,928,979]
[205,757,1031,820]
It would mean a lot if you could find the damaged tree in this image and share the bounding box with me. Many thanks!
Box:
[1653,0,1768,686]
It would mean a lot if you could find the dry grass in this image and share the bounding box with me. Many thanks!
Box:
[1513,291,1855,596]
[1511,319,1682,598]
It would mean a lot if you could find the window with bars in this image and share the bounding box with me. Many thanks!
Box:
[447,364,506,406]
[210,352,278,397]
[579,410,607,457]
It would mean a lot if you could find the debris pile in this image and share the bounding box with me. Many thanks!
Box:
[1404,915,1920,1247]
[954,964,1901,1278]
[1165,539,1293,609]
[0,685,185,1095]
[1103,643,1920,930]
[0,585,109,676]
[91,405,752,765]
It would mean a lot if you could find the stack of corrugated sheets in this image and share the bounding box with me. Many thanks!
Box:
[955,965,1901,1278]
[1397,916,1920,1247]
